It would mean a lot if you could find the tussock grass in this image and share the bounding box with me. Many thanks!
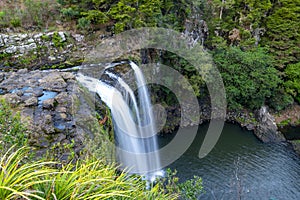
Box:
[0,147,177,200]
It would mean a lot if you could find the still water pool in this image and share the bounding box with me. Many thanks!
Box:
[159,123,300,200]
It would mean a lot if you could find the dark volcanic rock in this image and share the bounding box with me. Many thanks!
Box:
[42,98,55,109]
[39,72,68,92]
[24,96,38,106]
[0,69,90,161]
[255,106,285,142]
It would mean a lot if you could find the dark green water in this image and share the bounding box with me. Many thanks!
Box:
[159,123,300,200]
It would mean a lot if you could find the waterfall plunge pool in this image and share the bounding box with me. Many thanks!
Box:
[159,123,300,200]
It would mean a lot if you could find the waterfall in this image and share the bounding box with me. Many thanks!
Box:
[77,61,163,181]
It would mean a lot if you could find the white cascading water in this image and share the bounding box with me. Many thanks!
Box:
[77,62,163,181]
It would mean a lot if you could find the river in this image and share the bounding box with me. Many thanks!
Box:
[159,123,300,200]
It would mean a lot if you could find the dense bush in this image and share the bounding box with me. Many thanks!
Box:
[213,47,281,110]
[284,62,300,103]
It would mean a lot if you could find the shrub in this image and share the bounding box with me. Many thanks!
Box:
[269,88,294,111]
[213,47,281,110]
[10,17,21,27]
[284,62,300,103]
[77,17,91,30]
[0,99,28,154]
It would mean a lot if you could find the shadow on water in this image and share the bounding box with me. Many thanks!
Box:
[158,123,300,200]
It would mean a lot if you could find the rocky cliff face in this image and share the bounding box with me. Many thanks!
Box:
[0,31,85,70]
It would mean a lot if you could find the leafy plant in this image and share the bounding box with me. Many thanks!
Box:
[278,118,291,127]
[0,99,28,153]
[52,32,65,48]
[77,17,91,30]
[284,62,300,103]
[0,146,56,200]
[0,146,184,200]
[213,47,281,110]
[156,168,203,200]
[10,17,21,27]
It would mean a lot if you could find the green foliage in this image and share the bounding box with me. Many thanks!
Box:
[0,146,56,200]
[52,32,65,48]
[204,0,272,48]
[278,118,291,127]
[156,168,203,200]
[268,88,294,111]
[77,17,91,30]
[161,52,206,98]
[10,17,21,27]
[81,10,108,24]
[33,160,152,200]
[61,7,79,20]
[0,11,5,18]
[213,47,281,110]
[57,0,190,32]
[284,62,300,103]
[0,147,181,200]
[0,99,28,153]
[263,0,300,68]
[204,0,300,68]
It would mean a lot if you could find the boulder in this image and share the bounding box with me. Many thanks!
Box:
[39,72,68,92]
[2,93,22,106]
[24,96,38,107]
[42,98,55,109]
[255,106,285,142]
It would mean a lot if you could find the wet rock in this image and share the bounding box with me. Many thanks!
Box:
[290,141,300,155]
[255,106,285,142]
[0,73,5,82]
[42,98,55,109]
[17,68,28,74]
[24,96,38,107]
[61,72,75,80]
[54,134,66,143]
[14,89,24,96]
[56,106,67,113]
[39,72,67,92]
[32,87,44,97]
[72,33,84,42]
[59,113,68,119]
[246,124,255,131]
[55,92,70,105]
[0,69,109,161]
[30,134,51,148]
[37,114,55,134]
[54,122,66,132]
[0,89,6,95]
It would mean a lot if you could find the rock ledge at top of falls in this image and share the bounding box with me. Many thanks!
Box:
[0,69,106,161]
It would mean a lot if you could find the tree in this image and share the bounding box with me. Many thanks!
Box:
[204,0,272,49]
[284,62,300,103]
[213,47,281,110]
[262,0,300,68]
